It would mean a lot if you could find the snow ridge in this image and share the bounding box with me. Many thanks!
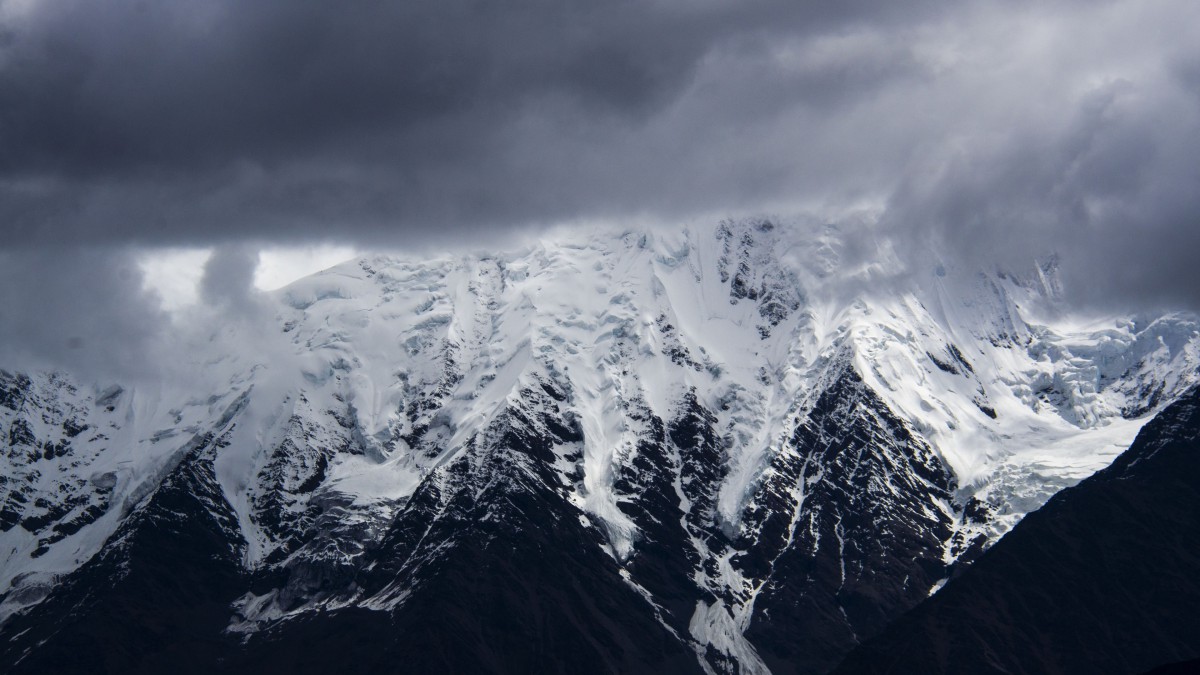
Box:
[2,219,1198,673]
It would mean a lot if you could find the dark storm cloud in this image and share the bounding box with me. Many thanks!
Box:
[1,0,694,174]
[885,63,1200,310]
[0,0,1199,341]
[0,0,958,246]
[0,247,169,379]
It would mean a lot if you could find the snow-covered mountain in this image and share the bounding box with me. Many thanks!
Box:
[2,219,1198,673]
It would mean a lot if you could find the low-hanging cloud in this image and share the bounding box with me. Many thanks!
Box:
[0,247,170,379]
[884,62,1200,310]
[2,0,1200,376]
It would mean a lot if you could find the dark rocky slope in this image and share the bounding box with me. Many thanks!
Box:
[835,386,1200,675]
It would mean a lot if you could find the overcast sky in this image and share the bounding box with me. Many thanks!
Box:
[2,0,1199,374]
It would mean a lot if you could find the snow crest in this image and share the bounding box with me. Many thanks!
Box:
[3,219,1198,670]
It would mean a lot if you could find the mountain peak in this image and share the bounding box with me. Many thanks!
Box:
[3,220,1198,673]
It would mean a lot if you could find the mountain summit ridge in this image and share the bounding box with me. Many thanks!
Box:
[2,220,1198,673]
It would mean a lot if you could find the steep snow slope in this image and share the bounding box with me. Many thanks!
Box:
[0,371,251,619]
[2,219,1197,673]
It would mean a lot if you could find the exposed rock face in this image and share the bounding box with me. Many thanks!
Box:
[835,385,1200,675]
[2,221,1198,673]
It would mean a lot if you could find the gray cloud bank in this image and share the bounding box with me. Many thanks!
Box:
[2,0,1200,373]
[1,0,944,246]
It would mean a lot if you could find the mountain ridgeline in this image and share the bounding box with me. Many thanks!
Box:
[835,384,1200,675]
[2,221,1198,673]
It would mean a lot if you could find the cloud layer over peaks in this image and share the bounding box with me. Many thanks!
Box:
[1,0,1199,375]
